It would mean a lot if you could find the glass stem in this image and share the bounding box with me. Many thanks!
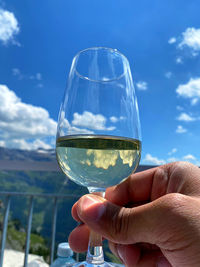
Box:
[86,189,105,264]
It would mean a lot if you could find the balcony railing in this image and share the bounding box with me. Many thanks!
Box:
[0,191,80,267]
[0,165,156,266]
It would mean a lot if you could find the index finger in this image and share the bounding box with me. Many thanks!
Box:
[105,166,159,206]
[105,162,200,206]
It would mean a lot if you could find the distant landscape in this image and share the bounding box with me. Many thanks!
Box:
[0,146,154,263]
[0,146,87,262]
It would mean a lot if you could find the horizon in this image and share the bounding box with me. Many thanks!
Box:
[0,1,200,166]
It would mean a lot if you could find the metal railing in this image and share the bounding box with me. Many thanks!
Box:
[0,192,80,267]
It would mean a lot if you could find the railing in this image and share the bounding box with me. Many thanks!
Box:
[0,192,80,267]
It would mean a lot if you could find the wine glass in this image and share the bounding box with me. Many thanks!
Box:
[56,47,141,267]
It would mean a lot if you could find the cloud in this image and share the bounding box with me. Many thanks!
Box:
[176,125,187,134]
[58,115,94,136]
[12,68,24,79]
[165,72,172,79]
[176,57,183,64]
[12,69,43,87]
[72,111,115,131]
[12,68,42,81]
[168,148,177,155]
[12,68,20,76]
[169,28,200,58]
[109,116,125,123]
[143,153,166,165]
[110,116,118,123]
[0,138,52,150]
[0,84,57,149]
[176,77,200,104]
[182,154,200,165]
[30,73,42,81]
[0,8,19,44]
[167,157,178,163]
[178,27,200,53]
[176,106,184,111]
[168,37,176,44]
[183,154,196,161]
[176,112,197,122]
[191,98,199,106]
[136,81,148,91]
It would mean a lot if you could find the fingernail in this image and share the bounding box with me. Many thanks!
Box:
[79,195,106,221]
[117,245,126,264]
[157,257,171,267]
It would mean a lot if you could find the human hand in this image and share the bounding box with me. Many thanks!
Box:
[69,162,200,266]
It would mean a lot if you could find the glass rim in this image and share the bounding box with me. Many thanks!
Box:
[73,46,129,83]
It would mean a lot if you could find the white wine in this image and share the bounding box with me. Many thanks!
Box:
[56,135,141,190]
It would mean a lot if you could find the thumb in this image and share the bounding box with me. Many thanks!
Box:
[76,193,184,246]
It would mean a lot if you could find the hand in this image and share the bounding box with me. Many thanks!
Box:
[69,162,200,266]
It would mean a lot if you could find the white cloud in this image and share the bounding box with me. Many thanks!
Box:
[176,112,197,122]
[110,116,118,123]
[136,81,148,91]
[169,28,200,61]
[109,116,125,123]
[178,27,200,52]
[13,69,42,81]
[0,84,57,149]
[176,77,200,103]
[168,148,177,155]
[176,125,187,134]
[143,153,166,165]
[165,72,172,79]
[183,154,196,161]
[0,138,52,150]
[12,68,20,76]
[176,105,184,111]
[72,111,115,131]
[12,69,43,87]
[167,157,178,163]
[12,68,24,80]
[191,98,199,106]
[0,8,19,44]
[58,116,94,136]
[168,37,176,44]
[176,57,183,64]
[30,73,42,81]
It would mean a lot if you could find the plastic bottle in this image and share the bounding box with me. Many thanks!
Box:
[51,242,76,267]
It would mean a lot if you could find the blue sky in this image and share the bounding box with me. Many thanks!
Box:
[0,0,200,166]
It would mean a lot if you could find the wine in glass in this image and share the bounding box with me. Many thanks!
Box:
[56,47,141,266]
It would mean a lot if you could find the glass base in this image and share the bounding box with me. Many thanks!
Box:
[74,261,120,267]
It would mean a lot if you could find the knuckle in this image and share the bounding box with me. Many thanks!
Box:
[110,207,131,242]
[158,193,187,214]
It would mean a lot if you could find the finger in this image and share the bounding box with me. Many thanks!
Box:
[72,193,106,222]
[105,162,200,206]
[109,242,170,267]
[105,165,167,205]
[109,242,140,266]
[68,223,89,252]
[71,200,81,222]
[75,192,192,246]
[134,250,171,267]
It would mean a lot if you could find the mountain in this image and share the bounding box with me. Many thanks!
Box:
[0,146,152,264]
[0,146,56,162]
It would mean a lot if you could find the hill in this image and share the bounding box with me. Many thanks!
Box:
[0,147,56,162]
[0,146,154,264]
